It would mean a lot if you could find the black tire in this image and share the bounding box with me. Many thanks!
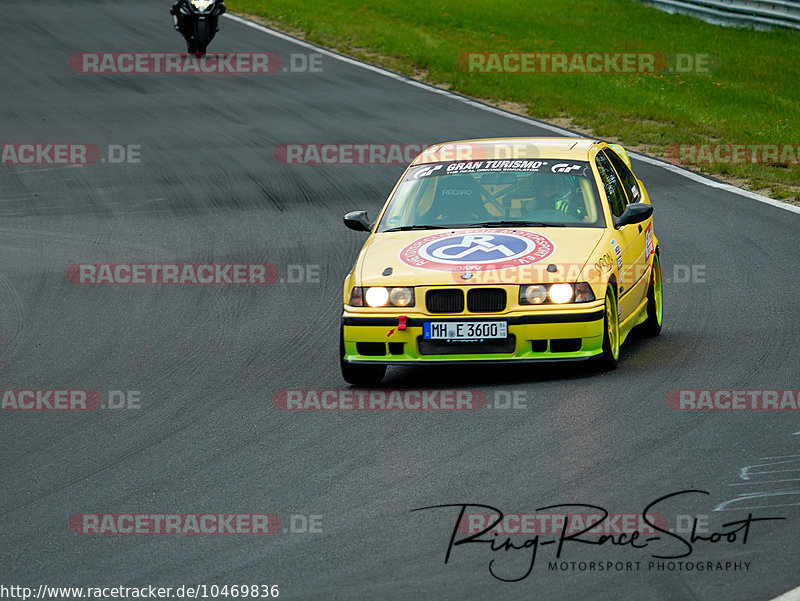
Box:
[599,285,620,370]
[642,252,663,337]
[195,20,209,54]
[340,328,386,386]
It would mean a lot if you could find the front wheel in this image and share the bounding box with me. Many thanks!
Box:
[641,252,663,337]
[599,285,620,369]
[188,20,209,54]
[340,329,386,386]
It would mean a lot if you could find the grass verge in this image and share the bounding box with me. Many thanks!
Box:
[228,0,800,203]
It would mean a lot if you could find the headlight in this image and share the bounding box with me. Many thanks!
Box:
[350,287,415,308]
[519,283,595,305]
[549,283,573,304]
[521,285,547,305]
[389,287,414,307]
[190,0,214,11]
[365,287,390,307]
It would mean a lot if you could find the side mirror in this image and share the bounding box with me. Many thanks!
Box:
[343,210,373,232]
[613,202,653,228]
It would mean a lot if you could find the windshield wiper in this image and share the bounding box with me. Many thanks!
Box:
[464,220,566,228]
[383,225,450,232]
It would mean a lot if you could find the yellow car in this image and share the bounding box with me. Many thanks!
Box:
[340,137,662,385]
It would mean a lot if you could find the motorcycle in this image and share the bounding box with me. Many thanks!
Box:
[170,0,226,54]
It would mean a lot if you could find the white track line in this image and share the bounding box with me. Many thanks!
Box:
[225,12,800,216]
[769,585,800,601]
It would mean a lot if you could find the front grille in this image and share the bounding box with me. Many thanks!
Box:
[418,335,516,355]
[426,289,464,313]
[467,288,506,313]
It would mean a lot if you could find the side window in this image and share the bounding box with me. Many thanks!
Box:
[603,148,640,203]
[595,153,627,218]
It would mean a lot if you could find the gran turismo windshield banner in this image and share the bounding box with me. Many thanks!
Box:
[404,160,592,181]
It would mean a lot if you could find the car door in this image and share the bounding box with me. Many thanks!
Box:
[594,151,640,323]
[602,148,651,314]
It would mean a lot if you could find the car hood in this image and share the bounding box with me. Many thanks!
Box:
[357,227,605,286]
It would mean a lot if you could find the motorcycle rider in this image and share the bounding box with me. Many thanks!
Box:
[170,0,226,53]
[171,0,226,26]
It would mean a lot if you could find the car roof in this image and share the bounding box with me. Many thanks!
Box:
[411,137,600,165]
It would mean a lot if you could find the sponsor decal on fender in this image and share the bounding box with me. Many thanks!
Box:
[610,238,623,270]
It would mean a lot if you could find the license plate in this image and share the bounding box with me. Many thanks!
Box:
[423,321,507,340]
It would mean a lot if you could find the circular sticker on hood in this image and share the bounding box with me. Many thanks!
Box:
[398,229,555,272]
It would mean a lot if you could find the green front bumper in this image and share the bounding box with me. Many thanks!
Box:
[342,305,605,364]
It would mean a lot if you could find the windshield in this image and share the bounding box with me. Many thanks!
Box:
[377,159,604,232]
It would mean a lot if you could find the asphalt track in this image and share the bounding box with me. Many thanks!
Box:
[1,2,799,600]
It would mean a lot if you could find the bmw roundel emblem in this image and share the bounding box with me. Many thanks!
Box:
[461,272,474,280]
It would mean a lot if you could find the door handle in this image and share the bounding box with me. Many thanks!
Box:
[638,224,642,233]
